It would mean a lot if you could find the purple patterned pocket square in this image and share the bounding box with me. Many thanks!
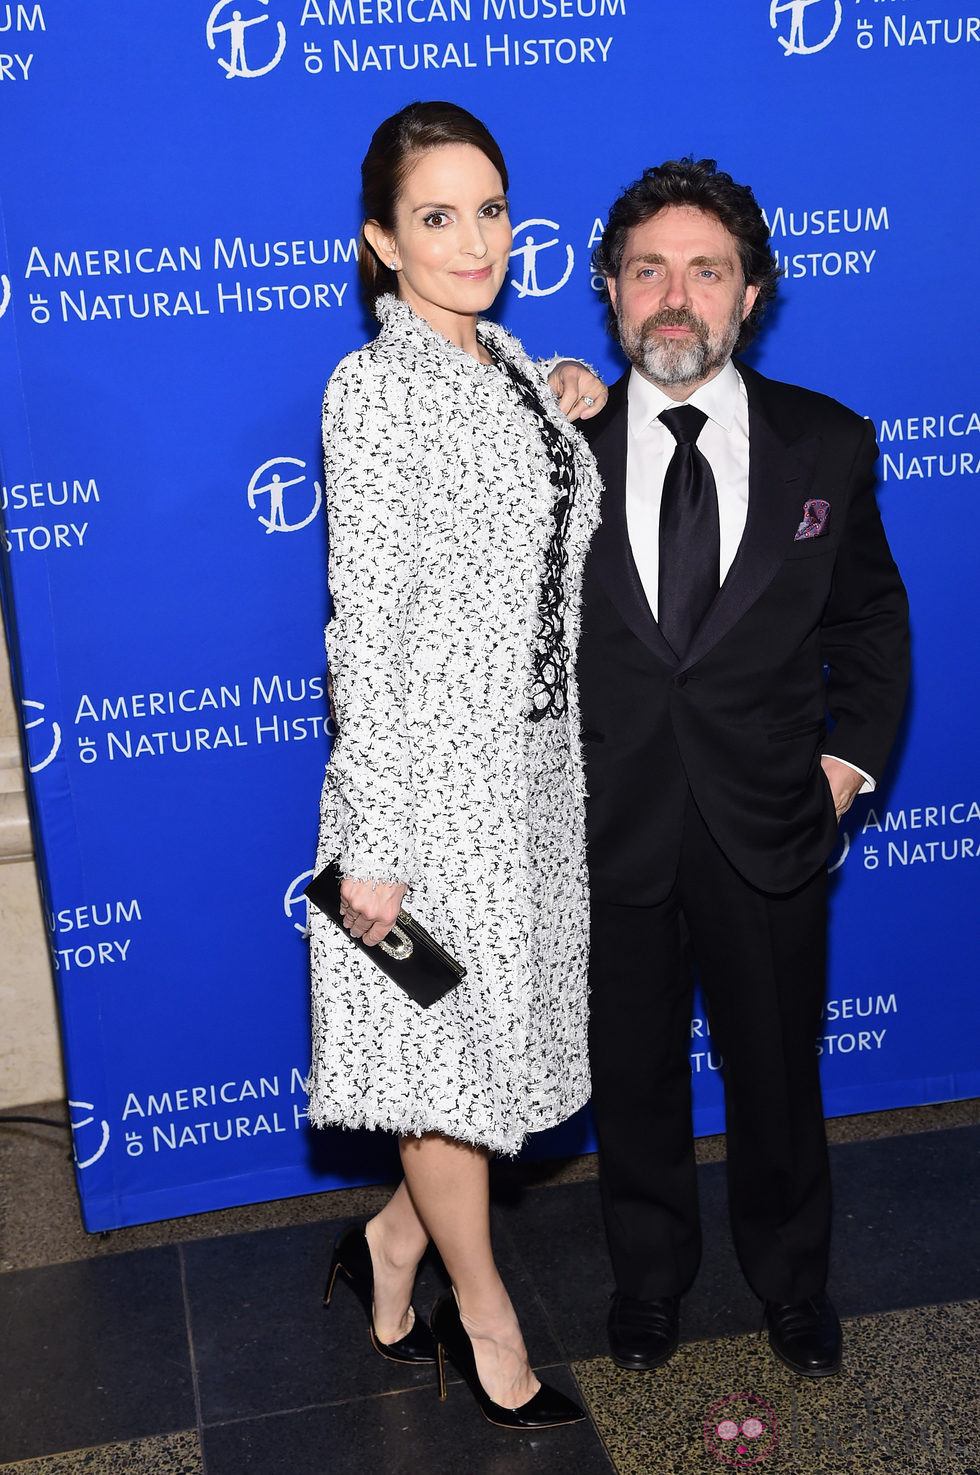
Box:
[795,499,830,540]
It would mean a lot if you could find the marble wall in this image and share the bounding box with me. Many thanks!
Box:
[0,617,64,1108]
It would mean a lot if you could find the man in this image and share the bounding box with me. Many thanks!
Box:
[578,159,908,1378]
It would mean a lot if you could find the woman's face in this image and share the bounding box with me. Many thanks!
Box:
[376,143,512,338]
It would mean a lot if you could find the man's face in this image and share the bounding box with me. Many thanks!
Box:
[607,205,760,398]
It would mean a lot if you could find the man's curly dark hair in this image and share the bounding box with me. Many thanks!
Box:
[592,158,780,354]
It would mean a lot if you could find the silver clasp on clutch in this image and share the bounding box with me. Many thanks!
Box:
[379,922,414,961]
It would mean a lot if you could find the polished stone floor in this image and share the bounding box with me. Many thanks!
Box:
[1,1100,978,1474]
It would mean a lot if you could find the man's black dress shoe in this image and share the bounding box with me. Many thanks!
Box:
[764,1293,842,1377]
[607,1293,680,1371]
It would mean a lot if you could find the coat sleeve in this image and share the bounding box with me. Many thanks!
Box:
[317,353,418,886]
[820,418,910,783]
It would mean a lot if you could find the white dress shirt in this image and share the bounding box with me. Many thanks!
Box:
[624,362,874,792]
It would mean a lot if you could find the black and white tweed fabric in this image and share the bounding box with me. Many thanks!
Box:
[306,296,601,1154]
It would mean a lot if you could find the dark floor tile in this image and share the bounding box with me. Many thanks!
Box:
[0,1249,195,1464]
[491,1169,759,1360]
[183,1221,435,1423]
[673,1167,762,1343]
[828,1123,980,1316]
[183,1216,565,1425]
[491,1175,610,1363]
[494,1124,980,1362]
[202,1367,613,1475]
[704,1126,980,1331]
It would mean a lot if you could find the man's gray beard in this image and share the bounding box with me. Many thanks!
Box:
[620,295,745,388]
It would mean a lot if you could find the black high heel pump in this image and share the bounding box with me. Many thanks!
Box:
[429,1289,586,1428]
[324,1224,437,1364]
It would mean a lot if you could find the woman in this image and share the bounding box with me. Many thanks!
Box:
[307,101,604,1429]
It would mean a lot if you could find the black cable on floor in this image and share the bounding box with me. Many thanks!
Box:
[0,1115,69,1130]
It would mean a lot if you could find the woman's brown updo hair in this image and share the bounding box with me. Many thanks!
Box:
[358,101,510,313]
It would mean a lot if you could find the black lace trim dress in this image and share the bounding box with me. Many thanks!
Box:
[488,347,578,722]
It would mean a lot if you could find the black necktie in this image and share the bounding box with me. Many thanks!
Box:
[657,404,720,658]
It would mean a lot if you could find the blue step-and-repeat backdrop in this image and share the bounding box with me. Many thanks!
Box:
[1,1,977,1230]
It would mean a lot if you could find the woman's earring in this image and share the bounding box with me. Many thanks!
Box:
[389,261,397,270]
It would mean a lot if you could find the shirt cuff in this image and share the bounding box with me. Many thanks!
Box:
[823,754,876,794]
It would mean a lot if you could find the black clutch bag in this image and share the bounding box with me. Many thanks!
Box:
[304,861,465,1008]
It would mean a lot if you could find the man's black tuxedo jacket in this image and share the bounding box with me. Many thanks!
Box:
[578,363,910,904]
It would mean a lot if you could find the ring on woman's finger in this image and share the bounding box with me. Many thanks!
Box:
[582,395,595,407]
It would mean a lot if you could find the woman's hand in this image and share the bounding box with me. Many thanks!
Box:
[547,361,608,421]
[340,876,408,946]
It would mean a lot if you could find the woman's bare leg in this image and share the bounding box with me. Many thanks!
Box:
[399,1132,539,1409]
[364,1178,430,1344]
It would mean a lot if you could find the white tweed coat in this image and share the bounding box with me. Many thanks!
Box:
[306,296,602,1155]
